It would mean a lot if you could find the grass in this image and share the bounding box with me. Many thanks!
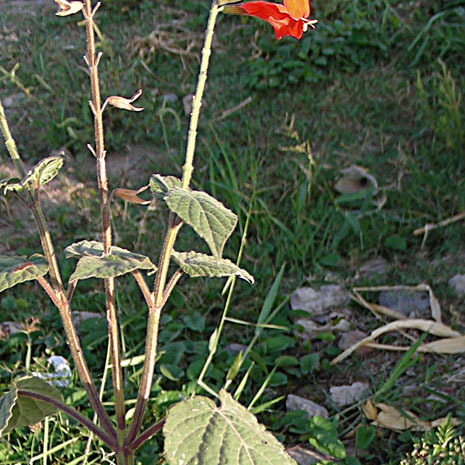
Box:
[0,0,465,463]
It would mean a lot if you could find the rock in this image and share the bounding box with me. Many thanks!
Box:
[2,92,26,108]
[449,274,465,298]
[338,330,368,351]
[378,289,430,318]
[224,343,247,355]
[286,394,329,419]
[183,94,194,115]
[359,257,390,275]
[0,321,23,339]
[286,445,319,465]
[291,285,349,321]
[162,92,178,103]
[330,382,370,407]
[296,318,350,341]
[72,311,103,329]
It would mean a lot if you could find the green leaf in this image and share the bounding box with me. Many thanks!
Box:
[0,254,49,293]
[0,377,63,435]
[65,240,156,281]
[149,174,182,199]
[164,389,297,465]
[355,424,376,450]
[384,234,407,251]
[23,155,65,187]
[171,250,254,283]
[300,353,320,375]
[308,416,347,459]
[165,187,237,257]
[0,177,23,195]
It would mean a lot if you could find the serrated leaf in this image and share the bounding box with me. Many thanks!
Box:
[149,174,182,199]
[23,155,65,187]
[65,240,156,281]
[0,254,49,293]
[171,250,254,284]
[165,187,237,257]
[164,389,297,465]
[0,377,63,435]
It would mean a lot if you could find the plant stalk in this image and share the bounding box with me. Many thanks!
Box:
[126,0,225,444]
[0,99,116,440]
[83,0,126,436]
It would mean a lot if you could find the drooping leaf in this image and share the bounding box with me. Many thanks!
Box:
[171,250,254,284]
[0,254,49,293]
[113,187,150,205]
[0,377,63,435]
[0,177,23,195]
[65,240,156,281]
[165,187,237,257]
[149,174,182,199]
[164,389,297,465]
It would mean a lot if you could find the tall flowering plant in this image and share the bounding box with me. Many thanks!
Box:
[0,1,316,464]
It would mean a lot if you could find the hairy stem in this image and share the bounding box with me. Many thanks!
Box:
[0,99,115,440]
[83,0,126,435]
[125,0,225,444]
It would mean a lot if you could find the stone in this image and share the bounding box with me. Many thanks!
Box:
[224,343,247,355]
[378,289,430,318]
[338,330,368,351]
[330,382,370,407]
[290,285,349,321]
[183,93,194,115]
[286,394,329,419]
[286,445,319,465]
[449,274,465,298]
[296,318,350,341]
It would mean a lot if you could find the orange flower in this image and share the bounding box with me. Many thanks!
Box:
[224,0,317,40]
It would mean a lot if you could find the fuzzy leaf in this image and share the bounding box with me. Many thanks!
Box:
[172,250,254,283]
[164,389,297,465]
[23,155,65,187]
[0,156,64,196]
[149,174,182,199]
[165,187,237,257]
[0,254,49,293]
[65,240,156,281]
[0,377,63,435]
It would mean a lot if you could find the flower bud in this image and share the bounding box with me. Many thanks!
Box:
[55,0,84,16]
[106,89,144,112]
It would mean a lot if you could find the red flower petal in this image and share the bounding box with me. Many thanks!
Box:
[227,1,314,40]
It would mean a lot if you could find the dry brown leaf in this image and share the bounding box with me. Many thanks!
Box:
[112,186,150,205]
[331,319,461,364]
[352,284,441,322]
[372,403,430,432]
[365,403,460,432]
[363,400,378,421]
[419,335,465,354]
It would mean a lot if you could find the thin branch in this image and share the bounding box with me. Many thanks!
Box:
[37,276,61,308]
[17,389,118,450]
[129,418,166,451]
[83,0,126,434]
[132,270,154,308]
